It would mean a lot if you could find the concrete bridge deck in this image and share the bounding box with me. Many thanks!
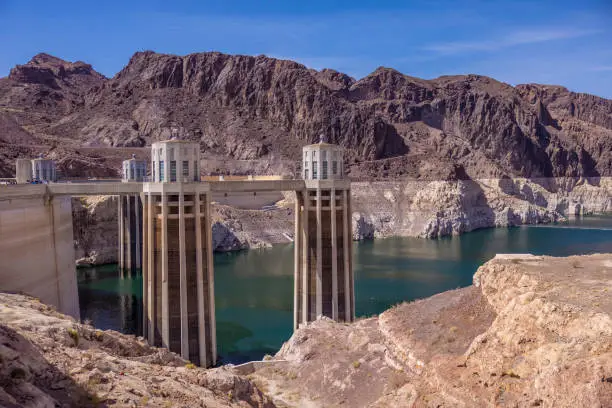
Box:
[0,179,352,201]
[0,180,303,200]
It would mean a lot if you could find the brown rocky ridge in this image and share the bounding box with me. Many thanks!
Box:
[1,51,611,182]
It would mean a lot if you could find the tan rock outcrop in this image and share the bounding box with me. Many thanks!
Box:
[71,177,611,265]
[0,292,274,407]
[251,254,612,407]
[1,253,610,407]
[351,177,612,239]
[72,196,118,266]
[72,196,295,265]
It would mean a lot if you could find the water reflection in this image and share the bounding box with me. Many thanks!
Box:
[78,215,612,364]
[78,265,143,335]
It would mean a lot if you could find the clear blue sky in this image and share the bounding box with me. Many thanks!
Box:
[1,0,611,98]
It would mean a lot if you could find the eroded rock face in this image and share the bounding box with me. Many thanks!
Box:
[211,204,294,251]
[71,177,611,265]
[1,51,611,181]
[73,196,118,266]
[0,292,274,407]
[71,196,295,265]
[212,221,247,252]
[352,212,375,240]
[351,177,612,239]
[251,254,612,407]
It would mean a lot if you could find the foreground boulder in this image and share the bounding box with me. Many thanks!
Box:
[0,293,274,407]
[251,254,612,407]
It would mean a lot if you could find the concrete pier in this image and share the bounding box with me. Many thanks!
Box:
[142,140,216,367]
[119,155,147,275]
[118,194,143,274]
[294,180,354,328]
[294,137,354,328]
[0,190,79,319]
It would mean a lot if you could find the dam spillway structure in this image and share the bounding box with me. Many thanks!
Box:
[294,135,354,329]
[118,154,146,275]
[141,140,217,367]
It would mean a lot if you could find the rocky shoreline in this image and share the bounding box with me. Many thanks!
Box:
[351,176,612,239]
[2,253,610,407]
[249,253,612,407]
[73,177,612,266]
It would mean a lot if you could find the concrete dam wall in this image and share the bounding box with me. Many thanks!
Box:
[0,193,79,319]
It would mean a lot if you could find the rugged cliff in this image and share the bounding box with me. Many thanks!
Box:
[0,292,274,407]
[72,196,295,266]
[351,176,612,239]
[72,177,612,265]
[1,52,611,182]
[73,196,119,266]
[250,253,612,407]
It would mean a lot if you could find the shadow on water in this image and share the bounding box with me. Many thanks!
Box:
[77,265,143,335]
[78,215,612,364]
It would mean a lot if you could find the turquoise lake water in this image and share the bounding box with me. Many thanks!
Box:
[77,216,612,364]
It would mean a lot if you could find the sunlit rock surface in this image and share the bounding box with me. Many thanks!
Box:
[72,178,612,265]
[0,293,274,407]
[251,254,612,407]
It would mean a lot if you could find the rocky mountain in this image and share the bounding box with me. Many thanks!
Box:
[0,51,611,181]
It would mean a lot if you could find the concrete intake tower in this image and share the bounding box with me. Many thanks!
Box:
[141,140,216,367]
[1,134,354,368]
[119,154,147,274]
[294,136,354,329]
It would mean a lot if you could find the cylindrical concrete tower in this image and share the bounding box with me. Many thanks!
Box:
[151,140,200,182]
[302,135,344,180]
[294,135,354,330]
[142,140,216,367]
[122,154,147,182]
[119,155,147,274]
[31,156,57,182]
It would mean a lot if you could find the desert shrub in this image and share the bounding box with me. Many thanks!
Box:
[67,327,79,347]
